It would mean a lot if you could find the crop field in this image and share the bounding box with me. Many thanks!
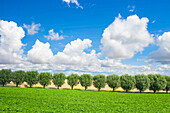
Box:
[0,87,169,112]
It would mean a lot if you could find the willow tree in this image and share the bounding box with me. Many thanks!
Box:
[135,74,150,93]
[25,71,39,88]
[148,74,166,93]
[39,72,52,88]
[79,74,92,90]
[0,69,12,86]
[107,74,120,91]
[12,70,25,87]
[164,76,170,93]
[53,73,66,89]
[120,74,135,92]
[93,74,106,91]
[67,73,79,90]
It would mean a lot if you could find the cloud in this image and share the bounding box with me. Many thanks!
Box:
[1,61,170,76]
[53,38,100,66]
[27,38,100,66]
[23,22,41,35]
[152,20,156,23]
[1,19,169,76]
[149,32,170,64]
[62,0,83,9]
[101,14,153,59]
[0,20,25,64]
[27,39,54,64]
[44,29,64,40]
[128,5,135,12]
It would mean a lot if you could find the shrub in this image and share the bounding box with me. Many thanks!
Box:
[93,74,106,91]
[53,73,66,89]
[120,74,135,92]
[79,74,92,90]
[107,74,120,91]
[67,73,79,90]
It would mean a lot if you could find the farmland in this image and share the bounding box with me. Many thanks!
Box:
[0,87,169,112]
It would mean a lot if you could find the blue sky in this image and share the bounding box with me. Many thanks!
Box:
[0,0,170,75]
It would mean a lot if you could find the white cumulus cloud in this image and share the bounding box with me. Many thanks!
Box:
[0,20,25,64]
[44,29,64,40]
[101,14,153,60]
[62,0,83,9]
[149,32,170,64]
[27,38,100,66]
[23,22,41,35]
[1,19,170,76]
[27,39,54,64]
[53,38,100,66]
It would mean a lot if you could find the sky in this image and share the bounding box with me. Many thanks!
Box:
[0,0,170,76]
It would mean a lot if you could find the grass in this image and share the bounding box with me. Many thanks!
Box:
[0,87,169,112]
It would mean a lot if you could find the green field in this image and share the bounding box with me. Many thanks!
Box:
[0,87,169,112]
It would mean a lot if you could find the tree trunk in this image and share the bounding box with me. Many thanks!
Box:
[154,90,156,93]
[126,89,128,93]
[2,83,5,87]
[113,88,115,92]
[140,90,142,93]
[71,86,73,90]
[57,86,59,89]
[85,86,87,90]
[166,90,168,93]
[16,83,18,87]
[30,84,32,88]
[98,88,101,91]
[43,85,45,88]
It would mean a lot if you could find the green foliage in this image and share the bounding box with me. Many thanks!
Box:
[79,74,92,90]
[120,74,135,92]
[25,71,39,88]
[148,74,167,93]
[0,87,169,112]
[39,72,52,88]
[106,74,120,91]
[135,74,150,93]
[67,73,79,89]
[164,76,170,93]
[93,74,106,91]
[0,69,12,86]
[52,73,66,89]
[12,70,25,87]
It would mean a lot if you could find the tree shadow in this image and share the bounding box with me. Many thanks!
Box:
[0,86,16,87]
[1,85,168,94]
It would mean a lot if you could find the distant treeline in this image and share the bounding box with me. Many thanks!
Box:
[0,69,169,93]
